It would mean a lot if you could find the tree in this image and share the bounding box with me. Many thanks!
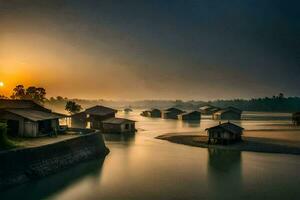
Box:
[10,85,26,99]
[65,101,82,114]
[49,97,56,102]
[10,85,46,104]
[278,93,284,99]
[26,87,46,104]
[56,96,64,101]
[0,95,8,99]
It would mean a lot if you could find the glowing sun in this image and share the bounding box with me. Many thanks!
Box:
[0,82,4,87]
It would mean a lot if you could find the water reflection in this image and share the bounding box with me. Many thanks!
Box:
[1,159,105,200]
[103,133,136,144]
[207,148,243,199]
[181,120,201,128]
[2,110,300,200]
[208,148,241,172]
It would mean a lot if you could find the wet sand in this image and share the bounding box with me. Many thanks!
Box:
[156,130,300,155]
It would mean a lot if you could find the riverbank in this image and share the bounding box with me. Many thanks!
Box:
[156,132,300,155]
[0,130,109,191]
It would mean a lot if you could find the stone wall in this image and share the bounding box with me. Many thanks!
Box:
[0,131,109,191]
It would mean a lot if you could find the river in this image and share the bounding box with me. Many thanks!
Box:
[2,110,300,200]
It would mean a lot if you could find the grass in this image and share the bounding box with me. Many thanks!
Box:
[0,123,18,151]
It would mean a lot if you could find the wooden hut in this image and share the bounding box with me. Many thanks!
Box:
[199,105,221,115]
[206,122,244,145]
[178,111,201,121]
[124,108,133,112]
[161,108,185,119]
[0,99,66,137]
[292,112,300,126]
[141,110,149,117]
[141,108,161,118]
[102,118,136,133]
[212,107,242,120]
[71,105,117,129]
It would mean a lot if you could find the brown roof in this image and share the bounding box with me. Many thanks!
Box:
[102,117,135,124]
[85,105,117,116]
[5,109,65,121]
[178,111,201,116]
[205,122,244,134]
[0,99,51,112]
[214,107,242,115]
[199,105,219,111]
[164,107,184,112]
[151,108,161,112]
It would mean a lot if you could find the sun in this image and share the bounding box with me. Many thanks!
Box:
[0,82,4,87]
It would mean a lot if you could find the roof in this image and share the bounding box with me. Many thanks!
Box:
[124,108,133,111]
[164,107,184,113]
[199,105,219,111]
[210,108,221,112]
[214,107,242,115]
[151,108,161,112]
[102,117,135,124]
[205,122,244,134]
[179,111,200,116]
[52,112,69,118]
[0,99,50,112]
[200,105,216,110]
[199,105,211,110]
[5,109,65,122]
[142,110,151,113]
[85,105,117,116]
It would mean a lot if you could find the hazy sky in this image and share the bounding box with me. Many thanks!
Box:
[0,0,299,100]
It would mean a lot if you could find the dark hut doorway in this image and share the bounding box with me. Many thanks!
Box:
[38,120,52,135]
[6,120,19,137]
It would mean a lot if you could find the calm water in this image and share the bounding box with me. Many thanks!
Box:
[2,110,300,200]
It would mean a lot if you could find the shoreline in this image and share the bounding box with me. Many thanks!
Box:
[156,134,300,155]
[0,131,109,191]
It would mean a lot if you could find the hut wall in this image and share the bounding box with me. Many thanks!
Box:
[24,121,38,137]
[51,119,59,130]
[102,123,122,133]
[0,112,25,136]
[179,113,201,120]
[162,111,181,119]
[120,122,135,133]
[212,113,220,120]
[209,129,241,142]
[71,113,87,128]
[151,110,161,118]
[103,122,135,133]
[213,112,241,120]
[89,113,115,129]
[223,131,236,140]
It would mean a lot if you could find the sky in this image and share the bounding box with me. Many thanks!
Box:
[0,0,299,100]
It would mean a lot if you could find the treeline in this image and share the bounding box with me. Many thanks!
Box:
[1,85,46,104]
[2,85,300,112]
[209,94,300,112]
[45,97,203,111]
